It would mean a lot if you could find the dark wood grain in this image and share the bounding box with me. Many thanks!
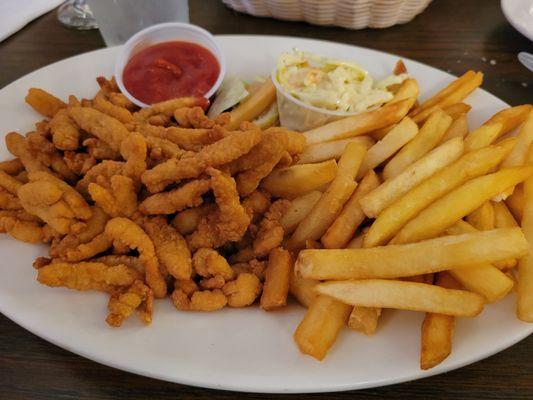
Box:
[0,0,532,398]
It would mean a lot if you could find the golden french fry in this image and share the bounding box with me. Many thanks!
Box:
[360,137,464,218]
[410,71,477,117]
[321,170,380,249]
[287,143,366,250]
[506,184,524,222]
[260,248,293,310]
[442,103,472,120]
[293,295,351,360]
[518,145,533,322]
[466,201,495,231]
[289,272,318,308]
[348,306,382,336]
[493,201,518,227]
[484,105,532,136]
[297,136,374,164]
[420,272,459,370]
[392,166,533,244]
[364,139,516,247]
[227,77,276,130]
[383,109,452,180]
[357,117,418,179]
[445,221,514,302]
[296,228,528,281]
[316,279,484,317]
[464,121,504,152]
[411,72,483,124]
[501,110,533,168]
[440,113,469,142]
[261,160,337,199]
[346,233,365,249]
[280,191,322,234]
[303,98,412,145]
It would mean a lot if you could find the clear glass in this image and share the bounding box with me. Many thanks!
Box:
[87,0,190,47]
[57,0,98,30]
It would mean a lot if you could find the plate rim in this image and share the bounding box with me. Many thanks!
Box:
[0,34,531,394]
[501,0,533,41]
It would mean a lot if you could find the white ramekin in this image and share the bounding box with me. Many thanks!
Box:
[114,22,226,108]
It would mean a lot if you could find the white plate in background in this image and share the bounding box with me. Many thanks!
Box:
[501,0,533,41]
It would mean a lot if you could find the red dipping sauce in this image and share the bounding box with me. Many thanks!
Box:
[123,41,220,105]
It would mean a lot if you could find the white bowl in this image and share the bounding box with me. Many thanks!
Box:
[114,22,226,108]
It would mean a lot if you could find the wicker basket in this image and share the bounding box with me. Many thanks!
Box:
[222,0,432,29]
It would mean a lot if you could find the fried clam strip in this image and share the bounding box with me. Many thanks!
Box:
[134,97,209,122]
[105,217,167,298]
[222,272,262,307]
[76,161,125,196]
[25,88,66,118]
[106,280,153,327]
[193,248,235,286]
[120,132,148,179]
[0,169,23,195]
[252,200,291,258]
[0,214,44,243]
[138,123,225,152]
[172,279,227,312]
[0,159,24,175]
[142,129,262,192]
[37,261,142,291]
[139,179,210,215]
[18,171,92,234]
[92,255,144,273]
[89,175,138,217]
[6,132,49,174]
[25,132,76,182]
[171,203,216,235]
[173,106,217,128]
[63,152,96,176]
[50,206,109,258]
[50,109,81,151]
[144,136,184,162]
[93,88,134,124]
[82,138,121,160]
[0,187,21,210]
[187,168,251,250]
[143,216,192,280]
[68,107,129,154]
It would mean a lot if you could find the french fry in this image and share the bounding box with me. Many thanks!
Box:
[357,117,418,179]
[411,72,483,125]
[348,306,382,336]
[227,77,276,130]
[506,184,524,221]
[410,71,477,117]
[517,145,533,322]
[484,105,532,136]
[466,201,495,231]
[261,160,337,199]
[445,221,514,302]
[316,279,485,317]
[360,137,464,218]
[387,78,419,107]
[364,139,516,247]
[25,88,66,118]
[441,103,472,121]
[383,109,452,180]
[260,248,293,310]
[392,166,533,244]
[289,272,318,308]
[303,98,412,145]
[280,191,322,234]
[420,272,460,370]
[440,113,469,142]
[464,121,504,152]
[297,136,374,164]
[493,201,518,227]
[293,295,351,360]
[321,170,380,249]
[346,233,365,249]
[297,228,528,281]
[287,143,367,249]
[501,110,533,168]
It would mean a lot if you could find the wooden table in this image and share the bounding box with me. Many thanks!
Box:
[0,1,531,398]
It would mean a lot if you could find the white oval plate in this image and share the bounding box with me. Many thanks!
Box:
[0,35,531,394]
[501,0,533,41]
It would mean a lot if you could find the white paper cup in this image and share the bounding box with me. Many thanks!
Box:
[114,22,226,108]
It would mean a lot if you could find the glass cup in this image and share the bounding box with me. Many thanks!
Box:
[87,0,190,46]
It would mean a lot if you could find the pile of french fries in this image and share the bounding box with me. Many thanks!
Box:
[275,69,533,369]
